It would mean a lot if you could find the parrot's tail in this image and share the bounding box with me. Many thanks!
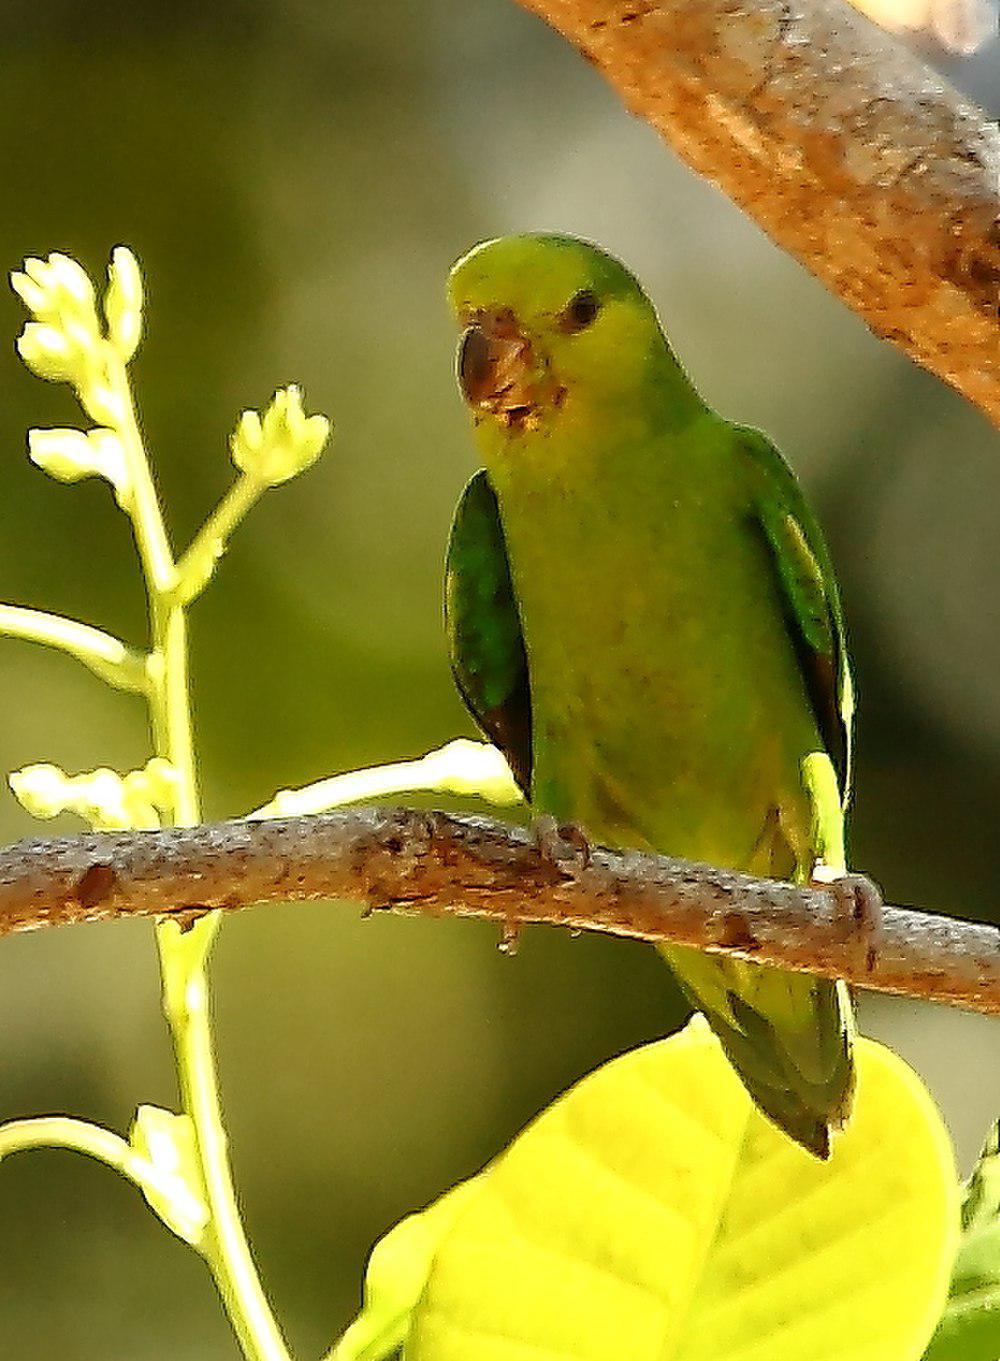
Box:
[662,944,854,1158]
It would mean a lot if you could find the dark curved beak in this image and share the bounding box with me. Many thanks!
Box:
[457,322,532,411]
[457,325,497,407]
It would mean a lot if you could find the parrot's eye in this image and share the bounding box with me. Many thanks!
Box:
[560,288,600,332]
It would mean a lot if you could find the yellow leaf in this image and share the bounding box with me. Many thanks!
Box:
[333,1179,486,1361]
[407,1022,958,1361]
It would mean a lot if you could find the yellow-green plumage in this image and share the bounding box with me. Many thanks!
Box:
[445,234,854,1157]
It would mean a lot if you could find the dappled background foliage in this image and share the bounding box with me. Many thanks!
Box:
[0,4,998,1356]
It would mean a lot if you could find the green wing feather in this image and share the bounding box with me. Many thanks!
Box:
[665,947,853,1157]
[445,455,855,1158]
[666,427,855,1158]
[445,470,533,796]
[737,424,854,801]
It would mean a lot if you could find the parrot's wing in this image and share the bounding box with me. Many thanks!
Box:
[738,426,854,803]
[445,469,533,797]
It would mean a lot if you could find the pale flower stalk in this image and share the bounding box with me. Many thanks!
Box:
[172,385,332,607]
[0,245,323,1361]
[0,242,514,1361]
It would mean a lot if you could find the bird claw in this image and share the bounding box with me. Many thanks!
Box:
[812,865,884,974]
[531,814,592,872]
[497,920,521,956]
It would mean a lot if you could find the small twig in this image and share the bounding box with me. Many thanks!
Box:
[514,0,1000,426]
[2,806,998,1014]
[0,604,149,694]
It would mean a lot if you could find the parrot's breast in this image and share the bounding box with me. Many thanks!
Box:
[491,427,821,874]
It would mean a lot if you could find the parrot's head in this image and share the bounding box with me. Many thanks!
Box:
[448,234,680,453]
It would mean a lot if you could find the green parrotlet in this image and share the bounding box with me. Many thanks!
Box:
[444,233,856,1158]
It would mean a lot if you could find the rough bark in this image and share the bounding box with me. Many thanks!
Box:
[2,807,999,1014]
[514,0,1000,424]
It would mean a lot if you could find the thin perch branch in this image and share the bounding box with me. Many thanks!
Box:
[513,0,1000,426]
[1,807,999,1014]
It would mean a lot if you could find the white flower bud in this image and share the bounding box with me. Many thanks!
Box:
[27,426,132,508]
[16,323,78,382]
[9,760,176,832]
[16,253,98,331]
[121,758,180,826]
[11,252,105,392]
[9,763,70,819]
[28,427,91,476]
[135,757,181,810]
[423,739,524,805]
[77,769,131,827]
[105,246,144,361]
[10,271,51,318]
[129,1106,209,1247]
[232,409,263,459]
[230,385,330,487]
[44,253,96,309]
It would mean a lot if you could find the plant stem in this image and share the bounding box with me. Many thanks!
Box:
[111,360,291,1361]
[172,472,265,607]
[249,738,522,819]
[0,1115,200,1220]
[110,362,175,600]
[0,603,149,693]
[159,605,200,825]
[0,1115,134,1170]
[164,956,290,1360]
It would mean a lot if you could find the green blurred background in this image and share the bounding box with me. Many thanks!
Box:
[0,3,998,1355]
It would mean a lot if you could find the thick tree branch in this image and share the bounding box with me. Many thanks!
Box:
[514,0,1000,425]
[1,807,999,1013]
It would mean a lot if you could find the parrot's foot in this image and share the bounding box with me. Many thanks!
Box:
[531,814,592,873]
[812,865,884,974]
[497,920,522,956]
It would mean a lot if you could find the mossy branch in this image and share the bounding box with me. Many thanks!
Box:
[513,0,1000,426]
[2,806,999,1014]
